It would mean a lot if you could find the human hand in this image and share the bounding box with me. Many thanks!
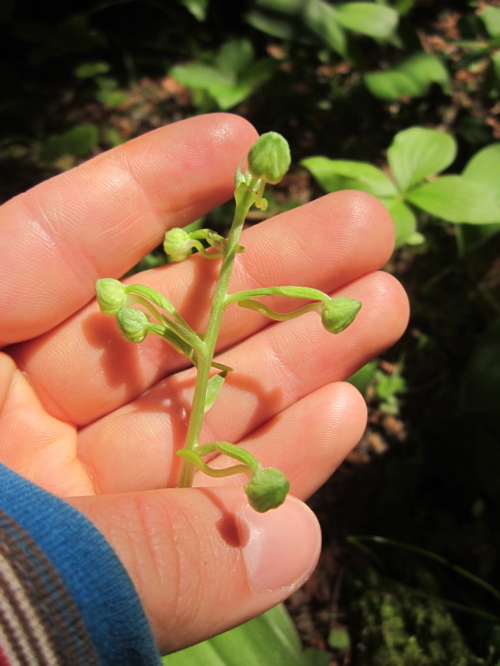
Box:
[0,114,409,653]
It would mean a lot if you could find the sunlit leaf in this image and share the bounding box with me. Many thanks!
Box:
[382,198,422,247]
[336,2,398,39]
[179,0,208,21]
[165,604,310,666]
[463,142,500,191]
[479,5,500,39]
[397,53,451,94]
[302,0,347,57]
[364,53,451,101]
[406,175,500,223]
[216,39,254,79]
[301,157,396,197]
[387,127,456,192]
[364,70,420,101]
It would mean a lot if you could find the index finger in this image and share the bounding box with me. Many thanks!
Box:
[0,114,258,346]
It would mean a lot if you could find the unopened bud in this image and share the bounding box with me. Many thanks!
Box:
[247,132,291,184]
[164,228,193,262]
[244,467,290,513]
[321,297,361,334]
[95,278,127,316]
[117,308,149,343]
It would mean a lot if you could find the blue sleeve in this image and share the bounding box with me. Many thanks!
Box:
[0,464,162,665]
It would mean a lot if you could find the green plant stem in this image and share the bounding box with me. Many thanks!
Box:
[177,184,257,488]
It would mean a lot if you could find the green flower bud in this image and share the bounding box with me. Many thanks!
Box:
[95,278,127,316]
[117,307,149,343]
[247,132,291,185]
[164,228,193,262]
[244,467,290,513]
[321,297,362,334]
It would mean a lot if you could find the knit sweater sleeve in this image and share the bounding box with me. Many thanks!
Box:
[0,464,162,665]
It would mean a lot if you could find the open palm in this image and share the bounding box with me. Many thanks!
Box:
[0,114,408,653]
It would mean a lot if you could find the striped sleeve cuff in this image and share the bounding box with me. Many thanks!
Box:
[0,464,162,665]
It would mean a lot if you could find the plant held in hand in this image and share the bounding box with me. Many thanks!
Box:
[96,132,361,512]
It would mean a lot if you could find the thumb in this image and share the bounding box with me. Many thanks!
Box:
[69,487,321,654]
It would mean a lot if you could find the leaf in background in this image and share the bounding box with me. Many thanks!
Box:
[364,53,451,101]
[74,62,110,78]
[397,53,451,94]
[364,69,421,101]
[301,157,397,197]
[39,124,99,164]
[462,142,500,193]
[406,175,500,223]
[478,5,500,39]
[387,127,457,192]
[247,0,347,56]
[255,0,303,13]
[347,360,378,397]
[336,2,398,40]
[165,604,310,666]
[302,0,347,58]
[216,39,254,80]
[245,9,297,40]
[178,0,209,21]
[382,198,423,247]
[455,143,500,250]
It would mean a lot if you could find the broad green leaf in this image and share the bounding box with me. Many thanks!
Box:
[382,198,422,247]
[204,372,227,415]
[397,53,451,95]
[462,142,500,193]
[39,124,99,164]
[165,604,306,666]
[365,53,451,101]
[179,0,209,21]
[479,6,500,39]
[170,63,232,89]
[347,360,378,397]
[216,39,254,79]
[336,2,398,39]
[364,70,420,101]
[245,10,297,39]
[302,0,347,57]
[301,157,397,197]
[387,127,457,192]
[406,175,500,223]
[210,83,255,109]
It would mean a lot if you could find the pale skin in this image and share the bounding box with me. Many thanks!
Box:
[0,114,409,654]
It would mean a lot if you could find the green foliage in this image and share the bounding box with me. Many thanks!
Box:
[165,603,329,665]
[38,124,99,166]
[302,128,500,246]
[364,52,451,102]
[246,0,398,58]
[170,38,276,111]
[352,568,486,666]
[178,0,209,22]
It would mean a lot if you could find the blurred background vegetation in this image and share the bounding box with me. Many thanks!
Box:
[1,0,500,663]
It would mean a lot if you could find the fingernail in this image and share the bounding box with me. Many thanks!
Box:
[238,496,321,592]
